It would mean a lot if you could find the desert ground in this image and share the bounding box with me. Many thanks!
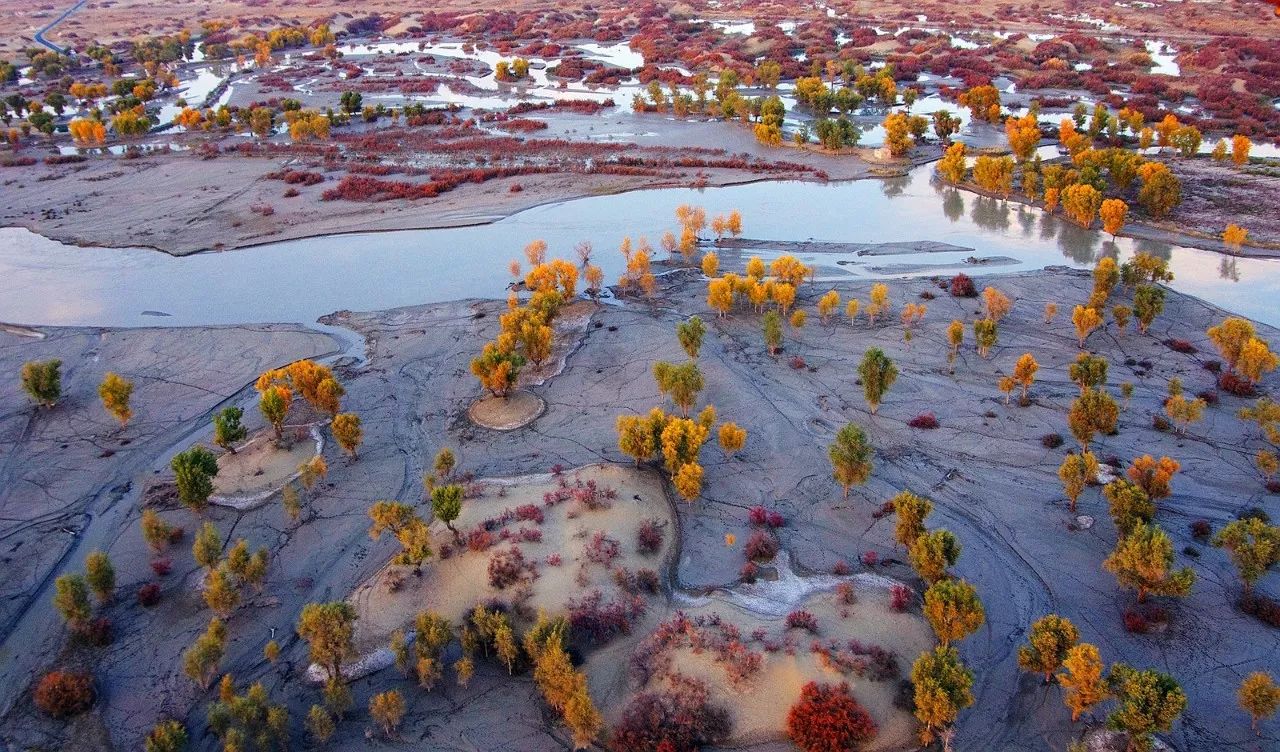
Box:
[0,262,1277,750]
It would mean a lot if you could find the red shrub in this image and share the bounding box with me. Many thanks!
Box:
[832,560,851,576]
[467,528,494,552]
[150,558,172,576]
[786,681,878,752]
[33,671,94,718]
[487,546,528,589]
[81,617,113,647]
[949,273,977,297]
[514,504,544,524]
[748,505,768,526]
[744,530,779,561]
[567,589,646,644]
[837,582,856,605]
[740,561,759,583]
[586,531,621,567]
[609,675,731,752]
[1122,609,1149,633]
[786,610,819,633]
[1189,519,1212,540]
[908,412,939,429]
[861,550,879,567]
[1218,372,1256,397]
[889,584,910,612]
[637,518,665,555]
[1242,594,1280,628]
[789,355,808,370]
[1163,338,1196,354]
[137,583,161,607]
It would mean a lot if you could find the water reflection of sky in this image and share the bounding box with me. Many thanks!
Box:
[1,164,1275,329]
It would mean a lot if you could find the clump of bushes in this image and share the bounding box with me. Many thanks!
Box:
[747,506,785,528]
[610,675,730,752]
[1041,433,1064,448]
[949,273,977,297]
[636,518,664,555]
[34,671,94,718]
[908,412,939,429]
[786,681,878,752]
[486,546,527,589]
[786,610,820,633]
[744,530,779,561]
[137,583,161,607]
[889,584,911,612]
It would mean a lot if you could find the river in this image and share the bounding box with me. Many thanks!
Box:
[1,163,1276,329]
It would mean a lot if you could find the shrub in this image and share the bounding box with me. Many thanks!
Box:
[748,506,769,526]
[34,671,94,718]
[636,519,664,555]
[82,617,113,647]
[1219,372,1256,396]
[832,560,852,575]
[467,528,494,552]
[837,582,856,605]
[585,531,621,567]
[1152,415,1171,432]
[487,547,527,590]
[949,273,977,297]
[1242,594,1280,628]
[789,355,808,370]
[889,584,910,612]
[744,530,779,561]
[787,610,819,633]
[151,558,173,576]
[514,504,544,524]
[1163,339,1196,354]
[861,550,879,566]
[609,676,731,752]
[1122,609,1149,633]
[1189,519,1212,540]
[137,583,162,607]
[908,412,939,429]
[786,681,878,752]
[567,590,646,644]
[1041,433,1064,448]
[740,561,759,583]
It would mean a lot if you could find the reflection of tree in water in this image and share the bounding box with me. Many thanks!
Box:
[1056,221,1100,264]
[970,196,1010,232]
[1039,212,1058,241]
[1016,206,1035,237]
[882,177,908,198]
[1099,240,1120,263]
[1219,257,1240,282]
[1134,237,1173,262]
[942,188,965,222]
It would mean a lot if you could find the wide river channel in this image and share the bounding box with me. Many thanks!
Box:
[1,162,1276,329]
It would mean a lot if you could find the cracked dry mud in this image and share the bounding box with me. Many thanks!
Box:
[1,266,1277,751]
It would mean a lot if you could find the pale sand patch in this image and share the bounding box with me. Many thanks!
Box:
[467,389,545,430]
[348,463,676,652]
[210,427,321,510]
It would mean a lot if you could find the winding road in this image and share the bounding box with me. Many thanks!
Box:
[32,0,87,54]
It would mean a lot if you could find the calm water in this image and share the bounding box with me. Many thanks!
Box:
[1,164,1276,328]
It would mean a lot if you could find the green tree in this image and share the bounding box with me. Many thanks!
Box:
[909,529,961,583]
[192,521,223,569]
[1104,480,1155,538]
[53,573,91,631]
[892,490,933,548]
[306,705,335,743]
[1068,388,1119,450]
[98,372,134,426]
[297,601,357,684]
[431,484,464,539]
[258,386,292,440]
[1069,354,1108,393]
[1018,614,1080,683]
[84,550,115,603]
[144,720,188,752]
[676,316,706,358]
[171,445,219,513]
[212,407,247,453]
[1106,664,1187,752]
[1213,517,1280,596]
[652,361,704,416]
[21,359,62,408]
[829,423,873,498]
[182,618,227,688]
[140,508,176,553]
[923,578,985,646]
[1133,286,1165,333]
[910,645,974,746]
[1103,522,1195,603]
[857,348,898,414]
[763,310,783,355]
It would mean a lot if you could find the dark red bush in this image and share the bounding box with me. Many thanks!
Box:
[786,681,878,752]
[487,546,527,589]
[1189,519,1212,540]
[610,675,731,752]
[81,617,113,647]
[150,558,172,576]
[1218,372,1256,396]
[1041,433,1064,448]
[567,590,646,644]
[33,671,94,718]
[832,560,851,576]
[467,528,494,552]
[586,531,621,567]
[1123,609,1149,633]
[786,610,819,633]
[949,273,977,297]
[744,530,779,561]
[740,561,759,583]
[908,412,939,429]
[1163,338,1196,354]
[1242,594,1280,628]
[637,518,664,555]
[889,584,910,612]
[861,550,879,566]
[137,583,161,607]
[514,503,544,524]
